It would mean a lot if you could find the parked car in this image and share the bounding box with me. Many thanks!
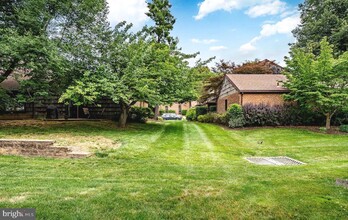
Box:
[162,113,182,120]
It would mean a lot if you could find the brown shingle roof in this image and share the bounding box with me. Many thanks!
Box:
[0,76,20,91]
[226,74,289,93]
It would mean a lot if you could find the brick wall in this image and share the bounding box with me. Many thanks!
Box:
[217,93,240,114]
[0,139,83,158]
[160,101,198,114]
[242,93,285,106]
[217,93,286,113]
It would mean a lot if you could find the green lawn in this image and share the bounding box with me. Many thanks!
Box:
[0,120,347,219]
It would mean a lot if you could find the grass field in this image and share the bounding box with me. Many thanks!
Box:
[0,120,347,219]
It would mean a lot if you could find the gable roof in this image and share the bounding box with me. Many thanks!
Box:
[0,76,20,91]
[225,74,289,93]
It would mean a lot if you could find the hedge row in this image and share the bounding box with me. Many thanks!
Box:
[192,103,348,127]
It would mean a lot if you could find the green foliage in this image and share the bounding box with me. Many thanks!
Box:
[129,107,154,123]
[226,104,245,128]
[195,106,208,117]
[284,38,348,129]
[95,151,109,158]
[181,110,187,116]
[246,104,319,126]
[319,127,327,132]
[198,74,224,104]
[339,125,348,133]
[293,0,348,56]
[0,0,111,103]
[146,0,176,46]
[209,106,217,112]
[0,89,11,112]
[197,113,222,124]
[186,108,196,121]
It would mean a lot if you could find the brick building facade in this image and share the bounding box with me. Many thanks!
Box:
[217,74,288,114]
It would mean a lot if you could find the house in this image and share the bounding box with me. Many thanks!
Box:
[217,74,289,113]
[160,101,198,114]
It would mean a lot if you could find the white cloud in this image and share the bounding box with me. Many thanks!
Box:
[107,0,149,27]
[191,38,218,44]
[194,0,287,20]
[239,14,300,52]
[260,15,300,37]
[245,0,286,18]
[209,46,228,51]
[239,42,256,53]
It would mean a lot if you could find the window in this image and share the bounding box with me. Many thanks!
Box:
[225,100,228,111]
[178,104,182,113]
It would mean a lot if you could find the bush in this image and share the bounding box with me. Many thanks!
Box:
[129,106,154,123]
[186,108,196,121]
[181,110,187,116]
[339,125,348,132]
[242,103,309,126]
[196,106,208,117]
[197,113,227,124]
[216,113,228,125]
[209,105,217,112]
[226,104,245,128]
[197,113,215,123]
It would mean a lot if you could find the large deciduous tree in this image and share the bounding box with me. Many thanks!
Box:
[60,23,193,128]
[233,60,274,74]
[145,0,178,119]
[292,0,348,56]
[0,0,111,102]
[284,38,348,129]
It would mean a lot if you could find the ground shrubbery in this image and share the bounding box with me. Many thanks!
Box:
[186,108,196,121]
[181,110,187,116]
[192,103,345,128]
[129,107,154,123]
[189,103,348,128]
[339,125,348,132]
[195,106,208,118]
[197,112,228,124]
[227,104,245,128]
[242,103,303,126]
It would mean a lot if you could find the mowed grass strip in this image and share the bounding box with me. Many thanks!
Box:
[0,120,347,219]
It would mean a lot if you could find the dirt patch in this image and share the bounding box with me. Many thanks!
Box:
[0,193,28,203]
[336,179,348,188]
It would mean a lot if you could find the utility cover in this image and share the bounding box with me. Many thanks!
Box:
[245,156,305,165]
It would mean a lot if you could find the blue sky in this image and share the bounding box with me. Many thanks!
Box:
[107,0,304,66]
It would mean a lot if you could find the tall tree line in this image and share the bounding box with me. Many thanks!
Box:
[0,0,204,127]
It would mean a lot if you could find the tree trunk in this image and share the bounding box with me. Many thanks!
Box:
[119,102,129,128]
[154,105,160,120]
[325,113,331,130]
[0,59,18,84]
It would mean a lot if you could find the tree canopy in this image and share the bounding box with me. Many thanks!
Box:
[0,0,111,101]
[284,38,348,129]
[60,23,198,127]
[292,0,348,56]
